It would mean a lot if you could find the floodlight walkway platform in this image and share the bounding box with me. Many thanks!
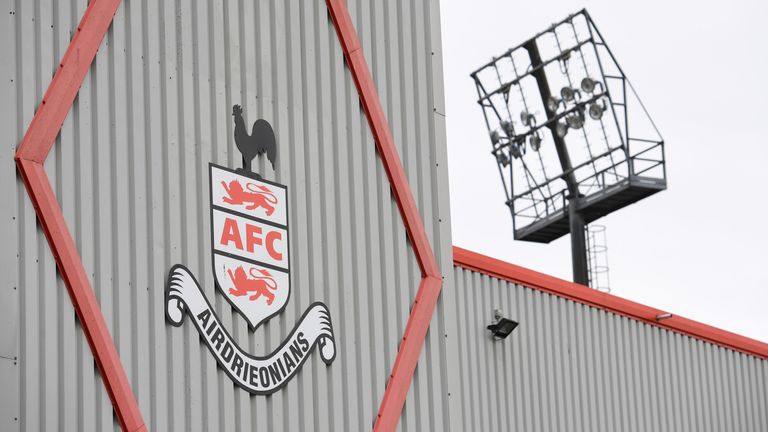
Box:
[514,175,666,243]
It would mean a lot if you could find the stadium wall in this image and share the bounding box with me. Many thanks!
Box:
[452,247,768,432]
[3,0,767,431]
[1,1,458,431]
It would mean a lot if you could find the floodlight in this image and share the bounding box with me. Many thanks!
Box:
[500,120,513,137]
[529,133,542,151]
[496,151,510,167]
[546,96,561,113]
[490,130,500,145]
[560,86,577,102]
[566,111,585,129]
[510,137,525,158]
[555,121,569,138]
[588,102,604,120]
[581,77,597,93]
[487,317,519,340]
[520,112,536,127]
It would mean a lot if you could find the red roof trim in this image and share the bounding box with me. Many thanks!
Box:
[453,246,768,361]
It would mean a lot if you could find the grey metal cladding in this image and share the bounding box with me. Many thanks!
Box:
[452,266,768,432]
[3,0,457,431]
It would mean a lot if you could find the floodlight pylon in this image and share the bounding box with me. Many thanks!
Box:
[471,9,666,286]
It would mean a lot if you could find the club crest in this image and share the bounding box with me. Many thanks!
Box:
[165,105,336,395]
[210,164,290,329]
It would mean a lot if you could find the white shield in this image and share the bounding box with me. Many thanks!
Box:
[210,164,290,329]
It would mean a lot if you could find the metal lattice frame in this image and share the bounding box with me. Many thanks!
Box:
[471,9,665,242]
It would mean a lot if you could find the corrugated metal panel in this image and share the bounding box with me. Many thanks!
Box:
[2,0,458,431]
[452,266,768,432]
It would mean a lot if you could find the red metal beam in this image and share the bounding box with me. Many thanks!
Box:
[454,246,768,361]
[375,275,443,431]
[325,0,444,430]
[325,0,439,279]
[14,0,145,431]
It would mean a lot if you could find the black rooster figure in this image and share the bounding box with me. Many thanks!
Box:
[232,104,276,171]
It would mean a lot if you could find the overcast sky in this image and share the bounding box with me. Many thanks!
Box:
[440,1,768,342]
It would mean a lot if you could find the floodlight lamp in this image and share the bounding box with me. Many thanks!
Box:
[566,111,585,130]
[529,133,542,151]
[510,137,526,158]
[500,120,514,137]
[520,111,536,127]
[487,317,519,340]
[581,77,598,93]
[560,86,578,102]
[496,151,510,167]
[555,121,569,138]
[490,130,501,145]
[546,96,561,113]
[588,102,604,120]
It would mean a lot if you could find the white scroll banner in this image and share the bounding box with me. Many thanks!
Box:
[165,265,336,394]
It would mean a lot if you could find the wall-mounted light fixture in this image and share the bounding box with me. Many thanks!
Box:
[487,309,519,340]
[656,313,673,321]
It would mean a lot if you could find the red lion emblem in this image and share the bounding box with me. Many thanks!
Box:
[221,180,278,215]
[227,266,278,305]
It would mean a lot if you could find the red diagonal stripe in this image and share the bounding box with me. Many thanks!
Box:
[14,0,145,431]
[326,1,444,430]
[16,0,120,164]
[16,161,146,431]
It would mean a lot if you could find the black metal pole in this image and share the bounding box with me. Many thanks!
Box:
[569,201,589,285]
[524,39,590,286]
